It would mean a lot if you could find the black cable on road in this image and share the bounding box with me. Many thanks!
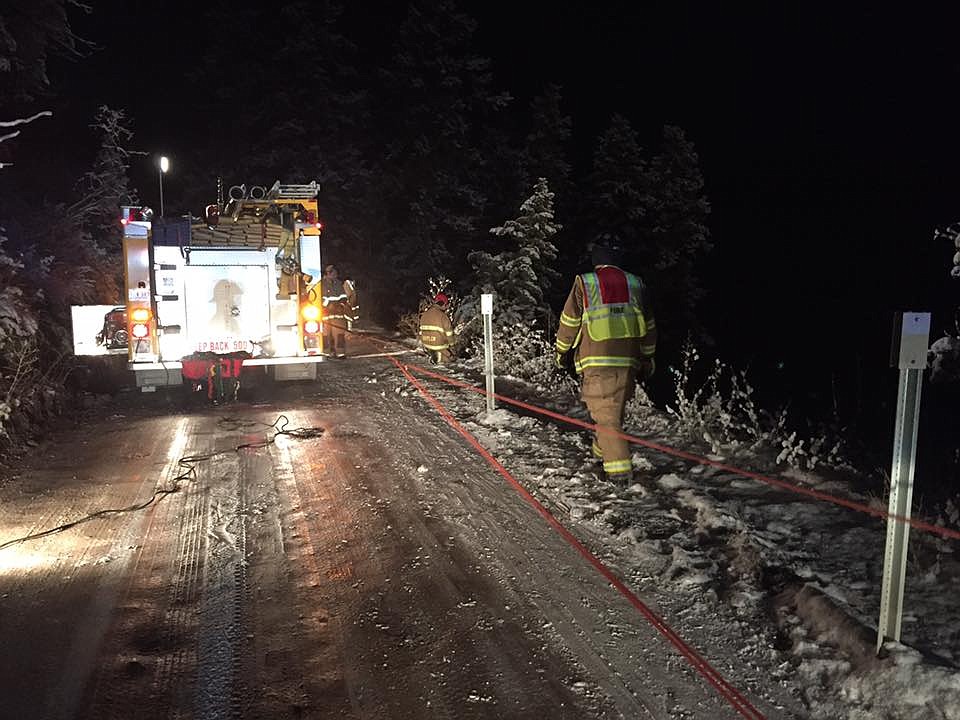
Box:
[0,414,323,553]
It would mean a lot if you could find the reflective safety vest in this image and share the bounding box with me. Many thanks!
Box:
[580,268,647,341]
[556,265,656,374]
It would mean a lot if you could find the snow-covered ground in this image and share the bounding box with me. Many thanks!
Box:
[382,345,960,719]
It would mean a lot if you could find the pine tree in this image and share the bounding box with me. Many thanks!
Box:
[583,116,711,348]
[0,0,87,167]
[469,178,561,328]
[0,0,87,104]
[4,107,140,315]
[370,0,512,306]
[522,85,572,200]
[54,106,140,305]
[185,1,369,199]
[583,114,651,257]
[645,125,712,333]
[76,106,140,251]
[0,228,38,344]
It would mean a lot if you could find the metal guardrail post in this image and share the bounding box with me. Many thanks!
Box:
[877,311,930,653]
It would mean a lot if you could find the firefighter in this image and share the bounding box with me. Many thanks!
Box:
[419,292,455,364]
[554,244,656,486]
[321,264,353,357]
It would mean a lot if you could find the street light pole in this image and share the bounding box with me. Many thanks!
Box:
[159,155,170,216]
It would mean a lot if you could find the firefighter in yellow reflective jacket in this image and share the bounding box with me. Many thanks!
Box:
[419,293,455,364]
[554,245,657,485]
[321,264,356,358]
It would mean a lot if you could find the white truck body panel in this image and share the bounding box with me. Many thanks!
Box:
[153,246,302,362]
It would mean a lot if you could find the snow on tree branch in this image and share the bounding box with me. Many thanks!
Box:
[0,111,53,167]
[0,110,53,129]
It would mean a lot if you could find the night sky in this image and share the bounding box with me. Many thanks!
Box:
[12,2,960,438]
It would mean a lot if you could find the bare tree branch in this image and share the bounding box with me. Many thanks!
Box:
[0,111,53,168]
[0,110,53,128]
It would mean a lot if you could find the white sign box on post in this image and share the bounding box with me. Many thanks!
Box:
[481,293,493,316]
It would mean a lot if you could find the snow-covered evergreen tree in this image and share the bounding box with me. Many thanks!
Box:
[522,85,572,199]
[469,178,561,328]
[369,0,511,307]
[645,125,712,333]
[76,106,139,253]
[583,116,710,351]
[0,228,38,345]
[583,114,650,254]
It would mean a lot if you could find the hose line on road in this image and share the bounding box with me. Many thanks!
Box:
[405,361,960,544]
[352,328,960,543]
[386,353,768,720]
[0,415,323,553]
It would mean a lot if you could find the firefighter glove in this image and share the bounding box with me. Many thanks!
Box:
[640,358,656,380]
[555,349,577,379]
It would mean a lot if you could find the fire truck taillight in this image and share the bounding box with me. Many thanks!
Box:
[301,304,321,322]
[304,320,320,335]
[131,307,152,339]
[130,308,152,323]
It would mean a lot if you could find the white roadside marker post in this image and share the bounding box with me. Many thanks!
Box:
[481,293,495,413]
[877,311,930,653]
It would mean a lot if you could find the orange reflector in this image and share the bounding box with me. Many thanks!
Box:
[131,307,151,323]
[132,323,149,338]
[301,304,321,321]
[304,320,320,335]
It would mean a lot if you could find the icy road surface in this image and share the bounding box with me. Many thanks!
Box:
[0,342,803,719]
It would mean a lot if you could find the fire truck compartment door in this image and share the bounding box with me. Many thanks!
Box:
[299,234,322,291]
[183,264,271,354]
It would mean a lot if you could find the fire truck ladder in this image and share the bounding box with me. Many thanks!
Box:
[265,181,320,201]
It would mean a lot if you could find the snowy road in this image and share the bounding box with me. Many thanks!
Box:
[0,338,800,719]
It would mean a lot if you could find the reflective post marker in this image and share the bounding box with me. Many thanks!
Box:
[877,311,930,653]
[481,293,495,413]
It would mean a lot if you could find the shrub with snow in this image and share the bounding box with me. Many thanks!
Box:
[929,333,960,384]
[666,340,844,469]
[467,320,578,396]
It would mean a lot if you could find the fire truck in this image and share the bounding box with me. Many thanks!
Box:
[107,181,328,391]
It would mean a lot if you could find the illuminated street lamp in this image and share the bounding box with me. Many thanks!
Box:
[158,155,170,216]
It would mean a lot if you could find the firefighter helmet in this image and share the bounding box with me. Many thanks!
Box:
[591,242,625,268]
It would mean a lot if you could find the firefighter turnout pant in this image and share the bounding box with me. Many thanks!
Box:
[324,324,346,355]
[424,345,452,364]
[323,300,350,356]
[581,366,636,478]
